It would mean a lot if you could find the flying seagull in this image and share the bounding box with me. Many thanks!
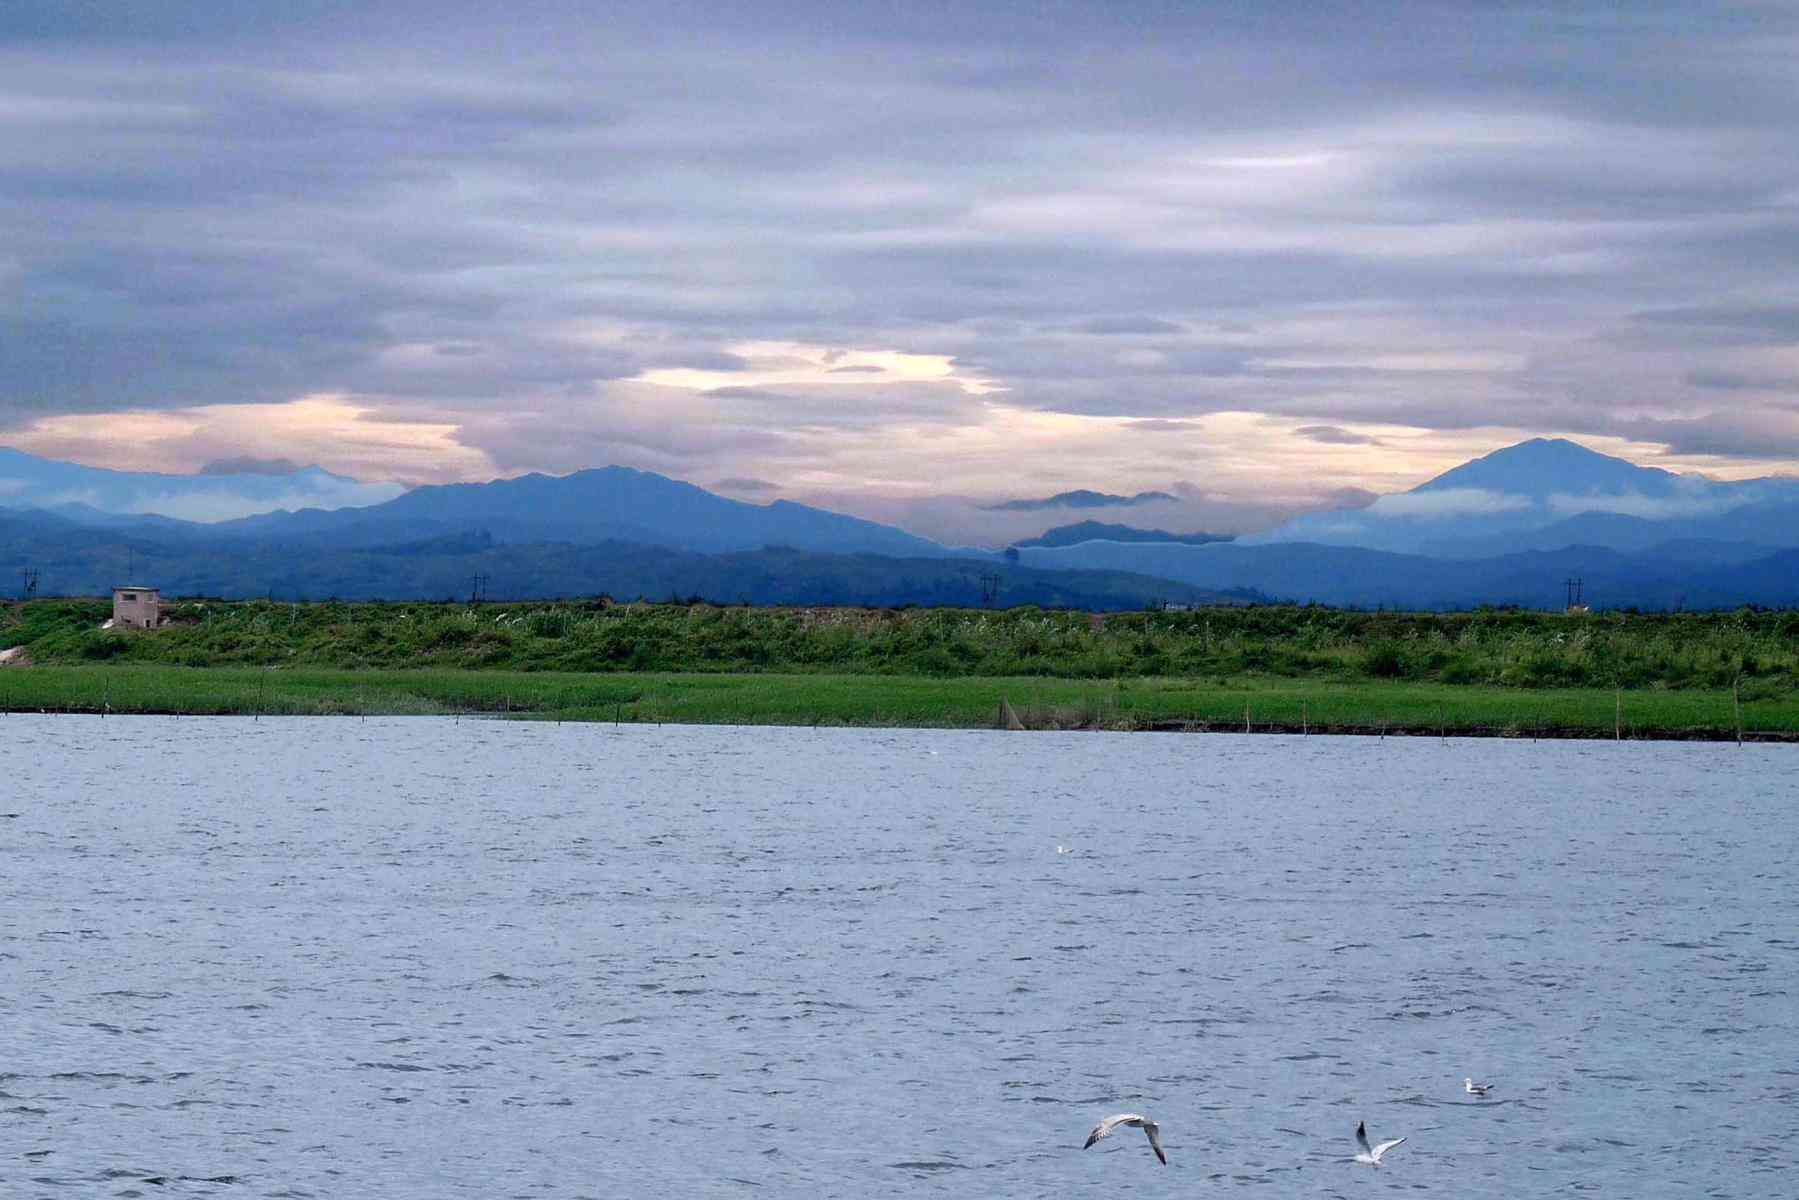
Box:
[1083,1113,1166,1164]
[1353,1121,1405,1168]
[1464,1077,1493,1097]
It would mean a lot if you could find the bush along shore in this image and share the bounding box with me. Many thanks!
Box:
[2,599,1795,740]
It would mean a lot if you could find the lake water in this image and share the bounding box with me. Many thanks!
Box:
[2,716,1795,1198]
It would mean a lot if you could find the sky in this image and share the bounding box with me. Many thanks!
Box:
[4,1,1799,542]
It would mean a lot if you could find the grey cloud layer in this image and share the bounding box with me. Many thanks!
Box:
[4,0,1799,498]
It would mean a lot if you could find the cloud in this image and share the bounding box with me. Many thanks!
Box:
[1615,409,1799,459]
[5,395,489,485]
[1294,424,1381,446]
[712,476,780,494]
[1544,489,1742,520]
[1631,304,1799,347]
[1,2,1798,515]
[1367,488,1533,518]
[199,456,303,475]
[636,341,1001,397]
[1069,316,1185,336]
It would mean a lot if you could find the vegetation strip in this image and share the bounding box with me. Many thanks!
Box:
[6,599,1798,686]
[4,599,1793,739]
[2,665,1794,741]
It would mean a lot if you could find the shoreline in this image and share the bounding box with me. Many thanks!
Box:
[6,709,1793,743]
[2,664,1792,744]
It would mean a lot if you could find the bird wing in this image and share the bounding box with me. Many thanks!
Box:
[1084,1113,1147,1150]
[1142,1121,1167,1164]
[1372,1137,1406,1160]
[1355,1122,1371,1153]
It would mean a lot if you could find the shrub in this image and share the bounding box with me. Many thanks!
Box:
[527,611,571,638]
[1362,642,1404,678]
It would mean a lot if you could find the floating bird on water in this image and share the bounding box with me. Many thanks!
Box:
[1056,844,1073,855]
[1083,1113,1166,1164]
[1352,1121,1405,1168]
[1464,1076,1493,1097]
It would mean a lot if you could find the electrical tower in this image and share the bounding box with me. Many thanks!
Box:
[1564,576,1584,610]
[470,574,489,604]
[979,572,1002,607]
[20,568,39,600]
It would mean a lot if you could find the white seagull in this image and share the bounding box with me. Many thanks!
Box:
[1464,1077,1493,1097]
[1083,1113,1166,1165]
[1352,1120,1405,1168]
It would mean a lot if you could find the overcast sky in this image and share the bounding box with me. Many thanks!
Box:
[4,1,1799,540]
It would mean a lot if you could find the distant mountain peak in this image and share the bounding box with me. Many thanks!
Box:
[235,461,956,558]
[1414,437,1684,499]
[984,488,1178,512]
[1011,520,1231,549]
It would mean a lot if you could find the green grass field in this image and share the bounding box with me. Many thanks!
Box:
[2,664,1792,740]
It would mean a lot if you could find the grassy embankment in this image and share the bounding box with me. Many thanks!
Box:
[2,599,1795,737]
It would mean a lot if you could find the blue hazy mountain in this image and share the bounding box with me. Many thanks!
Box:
[0,509,1254,609]
[8,440,1799,609]
[1018,538,1799,611]
[984,489,1178,512]
[1010,520,1232,549]
[1,451,963,558]
[1244,438,1799,557]
[0,446,402,522]
[212,466,961,558]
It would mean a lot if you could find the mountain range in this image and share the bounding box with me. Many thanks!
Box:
[1242,438,1799,558]
[0,447,402,523]
[0,507,1254,610]
[1011,521,1231,549]
[982,489,1178,512]
[206,466,958,558]
[3,438,1797,609]
[1025,439,1799,609]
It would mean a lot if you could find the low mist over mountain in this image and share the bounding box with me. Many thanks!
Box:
[0,447,402,523]
[1019,438,1799,610]
[1244,439,1799,558]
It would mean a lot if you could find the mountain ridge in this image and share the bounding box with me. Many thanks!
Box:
[213,465,962,558]
[0,445,402,522]
[1245,437,1799,557]
[984,488,1178,512]
[1011,520,1232,549]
